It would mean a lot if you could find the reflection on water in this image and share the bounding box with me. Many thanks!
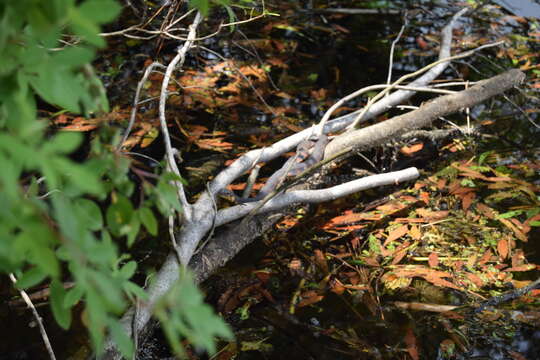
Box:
[493,0,540,18]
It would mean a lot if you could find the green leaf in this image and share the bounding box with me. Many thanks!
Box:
[122,281,148,301]
[90,271,126,312]
[64,285,84,308]
[42,132,82,155]
[498,210,524,219]
[15,267,48,289]
[74,198,103,231]
[106,195,134,236]
[29,64,85,112]
[52,46,95,68]
[190,0,210,16]
[138,207,157,236]
[478,151,493,166]
[156,181,183,213]
[50,279,72,329]
[119,261,137,280]
[126,216,140,247]
[78,0,122,24]
[33,247,60,278]
[155,271,233,356]
[68,7,105,47]
[107,318,134,358]
[51,157,103,195]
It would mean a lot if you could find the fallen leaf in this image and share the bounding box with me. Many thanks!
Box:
[297,291,324,307]
[505,264,536,272]
[400,143,424,156]
[384,224,408,246]
[404,326,420,360]
[497,238,509,260]
[409,225,422,240]
[428,253,439,268]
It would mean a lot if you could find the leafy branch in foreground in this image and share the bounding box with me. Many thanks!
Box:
[0,0,230,357]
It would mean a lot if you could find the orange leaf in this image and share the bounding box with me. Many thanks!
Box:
[196,137,233,152]
[497,238,509,260]
[436,178,447,191]
[416,208,449,221]
[400,143,424,156]
[479,250,493,265]
[416,36,429,49]
[505,264,536,272]
[391,242,410,265]
[276,216,299,230]
[466,273,485,287]
[330,278,346,295]
[297,291,324,307]
[59,117,99,131]
[419,191,430,204]
[409,225,422,240]
[384,224,409,245]
[428,253,439,268]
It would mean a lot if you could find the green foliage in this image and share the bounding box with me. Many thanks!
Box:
[189,0,254,17]
[155,270,234,357]
[0,0,232,357]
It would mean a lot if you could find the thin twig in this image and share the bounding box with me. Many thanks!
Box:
[9,274,57,360]
[387,12,408,85]
[158,11,203,220]
[118,62,167,150]
[349,41,505,129]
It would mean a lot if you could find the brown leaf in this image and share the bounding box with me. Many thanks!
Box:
[461,191,475,211]
[391,242,410,265]
[476,203,496,219]
[499,217,528,242]
[404,326,420,360]
[512,249,526,268]
[314,249,329,273]
[196,137,234,152]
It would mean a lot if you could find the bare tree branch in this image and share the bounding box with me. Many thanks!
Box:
[98,8,527,359]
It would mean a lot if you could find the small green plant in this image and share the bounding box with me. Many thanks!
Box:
[0,0,231,357]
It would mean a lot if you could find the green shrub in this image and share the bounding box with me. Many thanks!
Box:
[0,0,231,357]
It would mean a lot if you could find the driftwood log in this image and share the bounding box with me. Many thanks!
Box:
[98,7,526,359]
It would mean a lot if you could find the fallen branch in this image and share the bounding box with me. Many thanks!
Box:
[99,7,526,359]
